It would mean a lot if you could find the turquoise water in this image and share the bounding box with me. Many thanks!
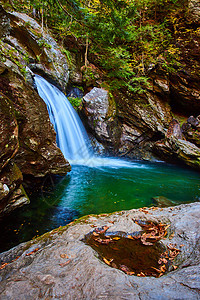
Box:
[0,160,200,252]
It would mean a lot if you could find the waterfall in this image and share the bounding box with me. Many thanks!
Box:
[34,75,147,169]
[34,75,92,163]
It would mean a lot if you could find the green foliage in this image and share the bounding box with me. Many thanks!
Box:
[61,49,72,65]
[68,96,82,109]
[10,0,191,93]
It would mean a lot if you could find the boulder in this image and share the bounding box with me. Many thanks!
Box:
[82,88,120,149]
[181,117,200,148]
[0,203,199,299]
[0,162,29,216]
[154,136,200,170]
[187,116,199,128]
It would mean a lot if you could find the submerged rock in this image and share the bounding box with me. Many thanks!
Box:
[152,196,176,207]
[0,203,199,299]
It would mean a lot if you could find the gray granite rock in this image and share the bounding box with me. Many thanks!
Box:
[0,203,199,299]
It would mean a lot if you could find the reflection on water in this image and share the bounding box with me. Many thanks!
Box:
[0,160,200,252]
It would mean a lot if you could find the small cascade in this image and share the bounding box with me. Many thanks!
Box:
[34,75,92,163]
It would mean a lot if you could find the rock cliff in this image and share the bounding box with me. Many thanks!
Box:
[0,5,70,217]
[81,21,200,168]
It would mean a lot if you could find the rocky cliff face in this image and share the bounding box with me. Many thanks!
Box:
[0,6,71,217]
[0,5,69,90]
[82,20,200,168]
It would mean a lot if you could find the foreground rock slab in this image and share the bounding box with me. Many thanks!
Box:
[0,203,200,299]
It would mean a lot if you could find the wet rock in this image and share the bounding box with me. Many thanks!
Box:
[0,162,29,216]
[0,92,18,171]
[181,122,192,133]
[166,119,184,140]
[154,136,200,170]
[0,203,199,299]
[2,184,29,215]
[0,69,70,177]
[187,116,199,128]
[152,196,176,207]
[189,0,200,22]
[154,78,170,94]
[66,87,84,99]
[82,88,120,148]
[0,183,9,201]
[181,118,200,148]
[0,5,10,38]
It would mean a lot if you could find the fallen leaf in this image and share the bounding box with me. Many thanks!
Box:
[59,259,71,267]
[172,265,178,270]
[95,226,109,234]
[60,254,69,259]
[26,248,40,256]
[127,271,135,276]
[112,237,120,240]
[92,232,99,237]
[158,257,168,265]
[0,263,8,270]
[103,257,113,265]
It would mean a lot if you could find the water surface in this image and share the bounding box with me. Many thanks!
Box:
[0,160,199,252]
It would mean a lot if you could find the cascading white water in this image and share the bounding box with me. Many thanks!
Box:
[34,75,149,169]
[34,75,92,162]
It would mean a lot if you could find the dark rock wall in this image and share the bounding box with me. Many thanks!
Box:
[0,6,71,217]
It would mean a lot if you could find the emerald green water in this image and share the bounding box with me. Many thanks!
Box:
[0,160,200,252]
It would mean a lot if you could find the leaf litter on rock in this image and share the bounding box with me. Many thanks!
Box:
[83,221,181,278]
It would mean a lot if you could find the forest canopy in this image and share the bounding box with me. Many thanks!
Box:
[3,0,193,92]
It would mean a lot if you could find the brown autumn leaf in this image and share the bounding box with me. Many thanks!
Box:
[26,248,40,256]
[111,262,118,268]
[95,237,113,245]
[92,232,99,237]
[60,254,69,259]
[103,257,113,265]
[151,267,162,273]
[0,263,8,270]
[59,259,71,267]
[160,265,166,273]
[127,271,135,276]
[172,265,178,270]
[95,226,109,234]
[158,257,168,265]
